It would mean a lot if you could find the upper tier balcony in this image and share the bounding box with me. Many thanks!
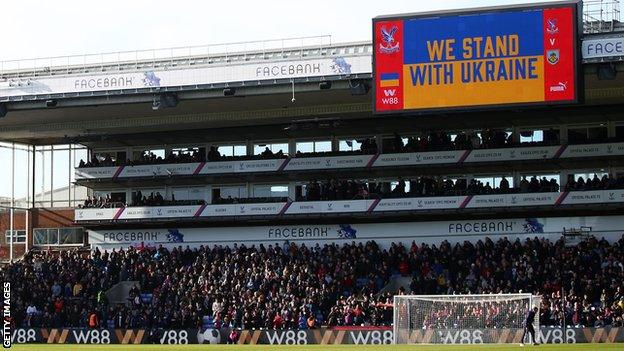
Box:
[75,188,624,224]
[75,141,624,183]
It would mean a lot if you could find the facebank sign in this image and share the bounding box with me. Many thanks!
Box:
[0,56,370,98]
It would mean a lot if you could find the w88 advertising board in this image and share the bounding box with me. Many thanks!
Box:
[373,2,579,113]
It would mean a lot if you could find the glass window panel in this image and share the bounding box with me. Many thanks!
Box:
[33,227,83,246]
[270,185,289,197]
[33,229,47,245]
[254,143,288,155]
[233,145,246,156]
[218,186,247,199]
[215,145,246,157]
[296,142,313,153]
[4,230,26,243]
[314,141,332,153]
[49,229,59,245]
[339,139,362,152]
[253,185,289,198]
[59,228,83,245]
[520,130,544,143]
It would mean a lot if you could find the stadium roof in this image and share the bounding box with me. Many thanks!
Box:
[1,10,624,146]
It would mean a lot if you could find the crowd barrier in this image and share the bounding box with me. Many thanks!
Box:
[2,326,623,344]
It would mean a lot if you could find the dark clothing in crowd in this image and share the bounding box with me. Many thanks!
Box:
[4,235,623,330]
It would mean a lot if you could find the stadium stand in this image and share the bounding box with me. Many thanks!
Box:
[4,235,623,329]
[299,175,561,201]
[78,174,624,206]
[3,0,624,346]
[76,130,565,168]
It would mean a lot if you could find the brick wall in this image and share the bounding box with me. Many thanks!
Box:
[0,208,79,261]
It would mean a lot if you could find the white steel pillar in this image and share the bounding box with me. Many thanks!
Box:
[25,145,30,253]
[50,146,54,207]
[40,149,45,206]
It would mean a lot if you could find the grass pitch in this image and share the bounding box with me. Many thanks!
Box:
[6,344,622,351]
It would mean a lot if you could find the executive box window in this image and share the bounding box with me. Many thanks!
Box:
[253,184,289,198]
[296,140,332,154]
[4,230,26,244]
[212,185,248,203]
[568,125,607,145]
[171,187,205,201]
[216,144,246,157]
[615,125,624,141]
[339,139,363,152]
[518,128,559,145]
[133,149,165,162]
[33,227,84,246]
[91,151,126,166]
[254,142,288,156]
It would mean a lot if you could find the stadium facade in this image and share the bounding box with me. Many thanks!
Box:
[1,2,624,258]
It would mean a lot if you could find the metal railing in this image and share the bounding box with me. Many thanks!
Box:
[0,35,341,79]
[583,0,621,33]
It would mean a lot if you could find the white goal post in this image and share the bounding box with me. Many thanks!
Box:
[393,294,541,344]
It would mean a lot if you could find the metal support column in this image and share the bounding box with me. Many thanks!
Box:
[32,145,36,209]
[25,144,30,253]
[9,142,15,261]
[68,144,72,207]
[50,146,54,207]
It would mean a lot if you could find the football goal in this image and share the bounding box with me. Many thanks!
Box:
[393,294,541,344]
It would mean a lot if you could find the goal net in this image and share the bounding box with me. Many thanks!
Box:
[394,294,541,344]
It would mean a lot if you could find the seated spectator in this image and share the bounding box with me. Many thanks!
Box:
[208,146,221,162]
[470,132,482,149]
[500,177,510,192]
[261,147,273,158]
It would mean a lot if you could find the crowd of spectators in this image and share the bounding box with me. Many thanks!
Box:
[417,299,529,330]
[80,195,119,208]
[80,191,205,209]
[129,191,205,207]
[77,129,567,168]
[78,145,289,168]
[301,175,560,201]
[403,235,624,328]
[381,129,560,154]
[564,174,624,192]
[4,235,623,330]
[6,241,394,329]
[79,150,206,168]
[81,174,624,208]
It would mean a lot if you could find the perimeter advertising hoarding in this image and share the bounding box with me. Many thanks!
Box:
[373,2,579,113]
[3,327,623,344]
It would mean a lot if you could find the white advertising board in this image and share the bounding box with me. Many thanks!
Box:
[88,215,624,251]
[1,56,370,98]
[582,37,624,59]
[284,155,374,171]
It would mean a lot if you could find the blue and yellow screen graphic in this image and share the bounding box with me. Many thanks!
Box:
[374,6,576,112]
